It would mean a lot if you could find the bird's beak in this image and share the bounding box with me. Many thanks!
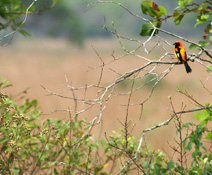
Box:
[173,43,176,45]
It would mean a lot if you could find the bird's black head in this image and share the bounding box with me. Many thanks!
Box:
[173,41,181,48]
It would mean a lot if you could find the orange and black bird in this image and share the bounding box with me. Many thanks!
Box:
[173,41,192,73]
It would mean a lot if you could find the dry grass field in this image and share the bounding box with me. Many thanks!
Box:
[0,38,211,153]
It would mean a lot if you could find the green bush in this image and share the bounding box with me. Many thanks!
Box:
[0,78,211,174]
[0,79,99,174]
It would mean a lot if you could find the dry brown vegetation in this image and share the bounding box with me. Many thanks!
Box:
[1,37,211,151]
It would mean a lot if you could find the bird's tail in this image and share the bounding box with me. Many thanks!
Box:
[184,62,192,73]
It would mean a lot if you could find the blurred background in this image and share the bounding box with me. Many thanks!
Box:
[0,0,211,151]
[14,0,206,45]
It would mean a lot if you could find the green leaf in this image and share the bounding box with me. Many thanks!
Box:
[183,138,187,148]
[193,3,208,12]
[158,6,166,16]
[199,41,210,48]
[172,11,180,19]
[31,99,38,108]
[141,1,153,15]
[174,14,184,25]
[19,30,31,37]
[140,20,161,36]
[206,65,212,73]
[0,79,9,88]
[194,113,206,121]
[205,103,211,107]
[0,138,7,144]
[186,141,192,150]
[94,166,104,174]
[197,169,204,174]
[42,161,58,169]
[167,160,174,169]
[205,132,212,140]
[210,36,212,42]
[194,110,210,121]
[143,160,149,169]
[100,138,106,149]
[140,1,160,18]
[172,10,185,25]
[54,168,59,175]
[12,169,20,174]
[195,19,207,27]
[195,13,210,27]
[178,0,187,7]
[200,120,208,126]
[201,3,209,9]
[189,44,199,50]
[3,84,13,89]
[189,41,210,50]
[201,14,210,21]
[182,122,192,128]
[140,23,154,36]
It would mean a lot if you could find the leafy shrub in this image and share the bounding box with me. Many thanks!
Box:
[0,78,212,174]
[0,78,105,174]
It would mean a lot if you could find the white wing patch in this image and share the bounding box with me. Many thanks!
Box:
[176,53,180,58]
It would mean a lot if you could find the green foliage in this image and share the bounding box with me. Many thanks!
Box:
[194,109,211,121]
[140,0,212,46]
[0,78,211,174]
[0,0,34,38]
[141,1,166,18]
[140,1,165,36]
[140,19,162,36]
[0,0,66,44]
[189,41,210,50]
[207,65,212,73]
[180,108,212,174]
[0,78,106,174]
